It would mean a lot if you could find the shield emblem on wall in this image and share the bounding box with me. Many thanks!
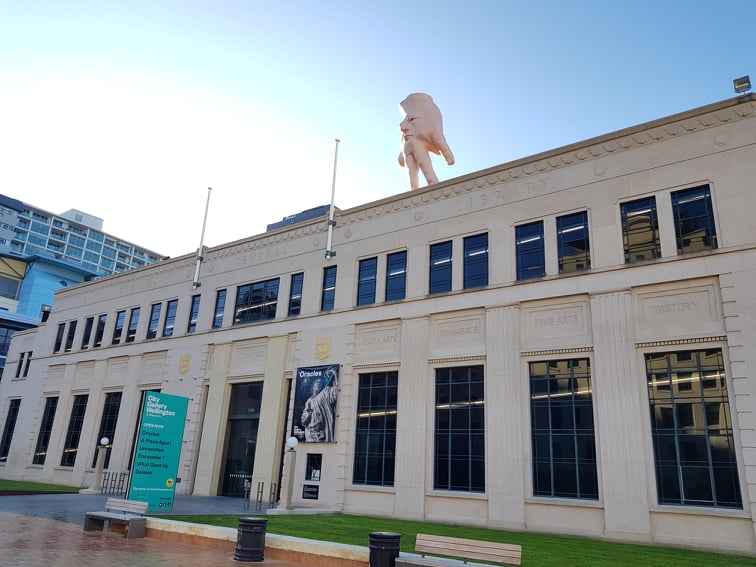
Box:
[315,338,331,360]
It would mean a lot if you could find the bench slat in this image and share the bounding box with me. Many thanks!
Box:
[104,498,148,515]
[415,533,521,565]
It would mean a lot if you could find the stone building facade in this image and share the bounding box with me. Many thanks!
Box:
[1,94,755,554]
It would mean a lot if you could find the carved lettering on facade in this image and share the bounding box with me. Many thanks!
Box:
[524,304,586,342]
[234,245,287,267]
[355,325,400,363]
[651,301,698,315]
[434,315,485,352]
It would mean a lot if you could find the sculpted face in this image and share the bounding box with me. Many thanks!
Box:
[397,93,454,190]
[399,94,440,148]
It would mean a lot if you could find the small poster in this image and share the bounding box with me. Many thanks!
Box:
[292,365,339,442]
[127,392,188,511]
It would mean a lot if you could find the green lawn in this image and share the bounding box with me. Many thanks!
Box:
[162,512,756,567]
[0,479,80,493]
[2,479,753,566]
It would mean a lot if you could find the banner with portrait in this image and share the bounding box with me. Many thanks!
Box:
[292,364,340,443]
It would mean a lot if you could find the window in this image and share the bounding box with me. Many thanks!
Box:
[91,392,122,469]
[429,241,452,294]
[306,453,323,481]
[557,212,590,273]
[112,310,126,344]
[64,321,77,352]
[234,279,280,324]
[288,273,304,317]
[81,317,94,349]
[516,221,545,280]
[530,358,598,500]
[646,349,741,508]
[671,185,717,254]
[162,299,178,336]
[53,323,65,353]
[126,307,140,343]
[353,371,398,487]
[434,366,485,492]
[92,314,107,347]
[33,397,58,465]
[321,266,337,311]
[146,303,161,339]
[187,295,201,333]
[15,351,24,378]
[385,251,407,301]
[0,399,21,463]
[0,275,20,300]
[463,233,488,288]
[60,394,88,467]
[621,197,660,263]
[212,289,226,329]
[22,351,31,378]
[357,257,378,306]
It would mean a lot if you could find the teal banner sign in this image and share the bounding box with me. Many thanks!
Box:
[127,392,188,511]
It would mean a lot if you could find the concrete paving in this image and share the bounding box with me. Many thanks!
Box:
[0,493,303,566]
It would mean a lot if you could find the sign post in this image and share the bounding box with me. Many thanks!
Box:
[127,392,188,511]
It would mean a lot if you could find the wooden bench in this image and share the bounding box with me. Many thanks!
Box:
[395,533,522,566]
[83,497,149,538]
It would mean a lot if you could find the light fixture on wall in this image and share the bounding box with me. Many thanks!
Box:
[733,75,751,94]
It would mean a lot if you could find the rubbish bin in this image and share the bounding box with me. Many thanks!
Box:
[369,531,401,567]
[234,517,267,562]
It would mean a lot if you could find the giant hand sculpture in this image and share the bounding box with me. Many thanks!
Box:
[397,93,454,190]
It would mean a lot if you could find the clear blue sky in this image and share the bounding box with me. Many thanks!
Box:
[1,0,753,258]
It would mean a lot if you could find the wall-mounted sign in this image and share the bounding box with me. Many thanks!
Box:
[302,484,320,500]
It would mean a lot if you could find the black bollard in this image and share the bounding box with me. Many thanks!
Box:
[234,517,267,562]
[369,531,401,567]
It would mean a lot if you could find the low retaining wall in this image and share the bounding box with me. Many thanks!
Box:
[146,517,370,566]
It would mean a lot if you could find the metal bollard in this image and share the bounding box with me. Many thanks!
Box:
[369,531,401,567]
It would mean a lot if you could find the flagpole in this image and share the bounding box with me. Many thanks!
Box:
[325,139,340,260]
[192,187,212,289]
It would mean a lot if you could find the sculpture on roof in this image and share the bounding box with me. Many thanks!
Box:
[397,93,455,190]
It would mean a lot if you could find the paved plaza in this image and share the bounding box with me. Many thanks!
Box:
[0,493,303,566]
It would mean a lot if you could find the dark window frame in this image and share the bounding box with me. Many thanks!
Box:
[621,196,661,263]
[288,273,304,317]
[463,233,489,289]
[321,266,337,312]
[0,399,21,462]
[81,317,94,350]
[557,211,591,273]
[60,394,88,467]
[212,289,227,329]
[530,358,598,500]
[125,307,140,343]
[357,257,378,306]
[187,294,201,333]
[112,310,126,345]
[646,349,741,508]
[385,251,407,302]
[162,299,178,337]
[434,365,485,493]
[33,397,59,465]
[671,185,718,255]
[429,241,452,294]
[146,303,161,340]
[353,371,398,487]
[516,221,545,280]
[234,279,280,325]
[91,392,122,469]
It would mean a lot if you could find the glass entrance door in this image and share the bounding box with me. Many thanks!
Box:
[220,383,263,497]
